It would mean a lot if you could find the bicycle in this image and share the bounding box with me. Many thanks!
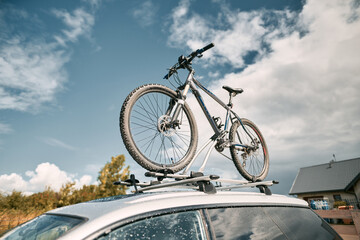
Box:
[120,43,269,181]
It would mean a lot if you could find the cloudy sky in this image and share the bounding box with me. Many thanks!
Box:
[0,0,359,195]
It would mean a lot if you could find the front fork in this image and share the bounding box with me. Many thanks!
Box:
[162,90,189,132]
[168,76,192,126]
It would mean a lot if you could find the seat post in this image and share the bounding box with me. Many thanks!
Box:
[227,93,233,108]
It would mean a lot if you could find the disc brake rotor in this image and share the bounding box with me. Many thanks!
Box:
[157,115,176,137]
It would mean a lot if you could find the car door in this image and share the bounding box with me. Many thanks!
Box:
[92,210,209,240]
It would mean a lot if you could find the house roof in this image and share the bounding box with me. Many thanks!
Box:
[289,157,360,195]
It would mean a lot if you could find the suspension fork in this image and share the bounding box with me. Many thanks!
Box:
[169,72,193,123]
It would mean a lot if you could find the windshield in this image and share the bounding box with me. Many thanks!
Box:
[1,214,85,240]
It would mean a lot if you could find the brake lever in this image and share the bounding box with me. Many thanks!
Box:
[163,65,180,79]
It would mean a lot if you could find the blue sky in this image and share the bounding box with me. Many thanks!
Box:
[0,0,359,195]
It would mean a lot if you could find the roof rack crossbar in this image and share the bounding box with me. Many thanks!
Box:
[215,180,275,195]
[138,175,219,194]
[114,173,279,195]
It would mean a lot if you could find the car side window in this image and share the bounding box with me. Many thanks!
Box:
[207,206,341,240]
[207,207,286,240]
[263,207,341,240]
[97,210,207,240]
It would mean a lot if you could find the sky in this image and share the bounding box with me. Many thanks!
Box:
[0,0,359,196]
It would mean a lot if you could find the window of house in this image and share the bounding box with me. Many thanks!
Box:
[333,194,342,201]
[303,196,324,203]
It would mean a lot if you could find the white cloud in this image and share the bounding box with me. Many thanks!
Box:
[53,8,95,45]
[208,71,220,78]
[0,123,12,134]
[85,163,103,174]
[25,163,73,191]
[0,3,98,113]
[0,3,100,147]
[82,0,103,11]
[42,137,76,150]
[0,162,93,195]
[0,173,28,194]
[167,0,298,68]
[74,175,93,189]
[210,0,360,158]
[133,0,158,27]
[166,0,360,192]
[0,38,69,112]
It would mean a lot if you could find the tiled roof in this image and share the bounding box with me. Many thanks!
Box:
[289,157,360,195]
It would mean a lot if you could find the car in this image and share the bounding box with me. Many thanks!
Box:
[1,176,341,240]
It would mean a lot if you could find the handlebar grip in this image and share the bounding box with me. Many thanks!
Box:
[165,43,215,79]
[201,43,214,52]
[193,43,214,56]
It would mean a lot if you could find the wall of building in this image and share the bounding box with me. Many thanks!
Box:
[354,179,360,200]
[297,191,357,209]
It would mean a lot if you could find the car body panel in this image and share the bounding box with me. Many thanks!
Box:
[48,191,308,239]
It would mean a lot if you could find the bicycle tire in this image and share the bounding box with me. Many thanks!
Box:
[229,118,269,181]
[120,84,198,173]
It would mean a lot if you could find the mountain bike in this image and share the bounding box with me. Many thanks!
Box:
[120,43,269,181]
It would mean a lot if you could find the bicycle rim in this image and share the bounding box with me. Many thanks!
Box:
[128,89,195,168]
[230,119,269,181]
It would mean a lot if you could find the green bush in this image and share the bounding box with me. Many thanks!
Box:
[333,200,347,209]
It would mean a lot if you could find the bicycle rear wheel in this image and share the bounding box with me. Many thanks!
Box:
[120,84,198,173]
[229,118,269,181]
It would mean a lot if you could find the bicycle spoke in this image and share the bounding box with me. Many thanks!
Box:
[162,136,172,164]
[168,137,183,161]
[175,131,191,140]
[174,131,191,145]
[138,132,160,148]
[126,87,196,169]
[168,136,187,155]
[131,112,157,126]
[138,100,158,120]
[144,94,160,119]
[232,121,267,178]
[152,92,165,117]
[133,128,157,138]
[131,122,157,132]
[136,132,159,144]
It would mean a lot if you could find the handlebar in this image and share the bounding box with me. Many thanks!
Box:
[164,43,214,79]
[195,43,215,55]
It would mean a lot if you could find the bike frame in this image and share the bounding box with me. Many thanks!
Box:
[173,70,238,133]
[170,69,253,174]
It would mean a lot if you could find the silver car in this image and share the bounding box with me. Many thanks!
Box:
[1,189,340,239]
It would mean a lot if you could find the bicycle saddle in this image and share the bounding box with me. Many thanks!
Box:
[222,86,243,96]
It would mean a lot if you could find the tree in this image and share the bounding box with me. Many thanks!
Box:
[28,187,58,211]
[0,155,130,212]
[58,183,98,207]
[97,154,130,198]
[0,191,25,210]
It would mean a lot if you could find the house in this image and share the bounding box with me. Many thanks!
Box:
[289,157,360,208]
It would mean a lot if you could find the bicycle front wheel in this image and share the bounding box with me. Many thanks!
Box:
[229,118,269,181]
[120,84,198,173]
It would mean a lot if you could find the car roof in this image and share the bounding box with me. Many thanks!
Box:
[51,191,308,240]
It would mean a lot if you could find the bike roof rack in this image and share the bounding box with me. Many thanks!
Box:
[114,172,279,195]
